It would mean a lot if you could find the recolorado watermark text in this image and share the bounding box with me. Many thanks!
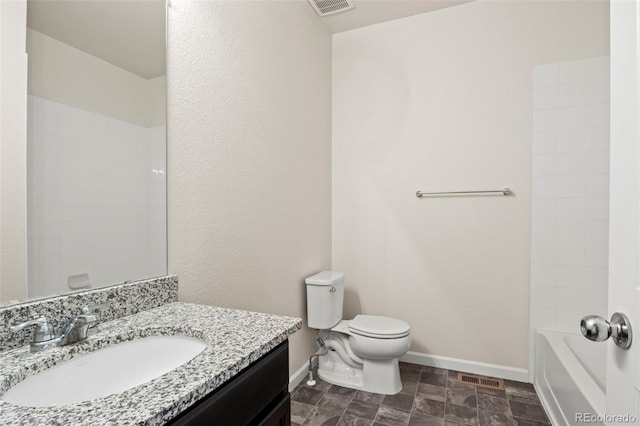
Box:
[576,413,637,423]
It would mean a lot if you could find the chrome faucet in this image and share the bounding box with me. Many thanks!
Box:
[10,306,100,353]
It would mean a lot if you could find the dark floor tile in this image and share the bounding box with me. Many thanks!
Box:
[416,383,446,402]
[477,394,511,416]
[318,391,353,412]
[382,393,415,412]
[512,417,549,426]
[374,405,411,426]
[329,385,358,397]
[476,386,506,399]
[447,370,460,383]
[354,390,386,404]
[413,395,445,417]
[292,401,316,424]
[337,414,375,426]
[444,404,479,426]
[504,380,535,392]
[505,387,541,405]
[400,362,422,372]
[508,402,549,423]
[401,372,420,395]
[478,411,516,426]
[444,423,465,426]
[303,407,343,426]
[419,372,447,387]
[421,366,447,375]
[408,412,444,426]
[294,386,327,405]
[401,369,421,381]
[293,423,301,426]
[345,399,381,421]
[446,382,477,408]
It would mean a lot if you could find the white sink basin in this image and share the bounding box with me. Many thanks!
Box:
[1,335,207,407]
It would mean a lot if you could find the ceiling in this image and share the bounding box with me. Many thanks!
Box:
[27,0,166,79]
[316,0,474,34]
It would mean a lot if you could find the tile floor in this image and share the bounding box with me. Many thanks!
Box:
[290,362,551,426]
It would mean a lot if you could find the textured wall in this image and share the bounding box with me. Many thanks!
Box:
[332,0,609,369]
[167,0,332,374]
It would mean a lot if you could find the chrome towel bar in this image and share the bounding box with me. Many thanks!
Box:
[415,188,512,197]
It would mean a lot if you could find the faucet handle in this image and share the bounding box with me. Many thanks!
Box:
[10,314,56,343]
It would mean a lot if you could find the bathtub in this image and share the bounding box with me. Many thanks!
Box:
[535,330,606,426]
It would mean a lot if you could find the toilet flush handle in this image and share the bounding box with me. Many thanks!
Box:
[330,287,336,293]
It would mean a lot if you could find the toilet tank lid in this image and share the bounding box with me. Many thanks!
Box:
[305,271,345,285]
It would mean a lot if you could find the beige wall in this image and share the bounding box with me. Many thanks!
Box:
[0,0,28,305]
[27,29,165,128]
[167,0,332,374]
[332,0,609,369]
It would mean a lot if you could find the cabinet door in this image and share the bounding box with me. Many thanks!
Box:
[257,394,290,426]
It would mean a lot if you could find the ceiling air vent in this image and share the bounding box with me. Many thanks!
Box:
[307,0,355,17]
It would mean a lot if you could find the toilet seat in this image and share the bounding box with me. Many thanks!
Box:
[348,315,410,339]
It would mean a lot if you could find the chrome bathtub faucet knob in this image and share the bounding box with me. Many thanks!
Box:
[580,312,633,349]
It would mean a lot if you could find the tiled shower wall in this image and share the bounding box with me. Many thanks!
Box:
[27,95,167,299]
[529,56,610,337]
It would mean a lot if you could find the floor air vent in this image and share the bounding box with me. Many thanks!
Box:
[457,373,504,390]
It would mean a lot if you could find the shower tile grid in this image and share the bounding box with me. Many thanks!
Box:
[291,362,550,426]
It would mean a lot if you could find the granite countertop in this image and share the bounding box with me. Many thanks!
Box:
[0,302,302,425]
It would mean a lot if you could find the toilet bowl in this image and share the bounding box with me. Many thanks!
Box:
[305,271,411,395]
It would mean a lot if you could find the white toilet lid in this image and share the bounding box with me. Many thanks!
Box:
[348,315,410,338]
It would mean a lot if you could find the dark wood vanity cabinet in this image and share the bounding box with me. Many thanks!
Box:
[168,340,291,426]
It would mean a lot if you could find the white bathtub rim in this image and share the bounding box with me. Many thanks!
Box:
[536,329,606,419]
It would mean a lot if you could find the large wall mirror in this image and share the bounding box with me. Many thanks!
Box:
[4,0,167,304]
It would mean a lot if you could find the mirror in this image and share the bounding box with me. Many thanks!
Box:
[1,0,167,304]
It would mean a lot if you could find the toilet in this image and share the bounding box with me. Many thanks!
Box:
[305,271,411,395]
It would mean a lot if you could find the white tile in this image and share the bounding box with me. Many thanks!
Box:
[532,176,558,197]
[585,197,609,221]
[586,56,610,83]
[558,221,584,242]
[558,152,585,175]
[556,287,583,311]
[587,79,609,105]
[558,240,585,266]
[532,153,558,176]
[558,197,585,220]
[531,264,558,287]
[533,131,558,154]
[584,266,608,289]
[557,265,585,288]
[556,310,583,333]
[559,106,587,130]
[586,243,608,267]
[533,64,559,88]
[532,286,556,309]
[534,109,559,131]
[531,239,558,265]
[585,221,608,244]
[558,129,586,152]
[558,175,586,197]
[584,127,609,151]
[559,84,586,107]
[534,87,559,110]
[585,174,609,197]
[583,287,608,315]
[584,150,609,174]
[532,221,557,243]
[558,60,586,86]
[586,103,609,128]
[532,197,558,221]
[531,308,557,330]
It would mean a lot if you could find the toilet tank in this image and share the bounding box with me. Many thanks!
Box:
[305,271,345,329]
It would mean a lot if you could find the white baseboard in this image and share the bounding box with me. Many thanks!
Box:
[289,361,310,392]
[400,351,529,383]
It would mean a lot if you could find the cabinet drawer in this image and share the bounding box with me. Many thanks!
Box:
[169,340,289,426]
